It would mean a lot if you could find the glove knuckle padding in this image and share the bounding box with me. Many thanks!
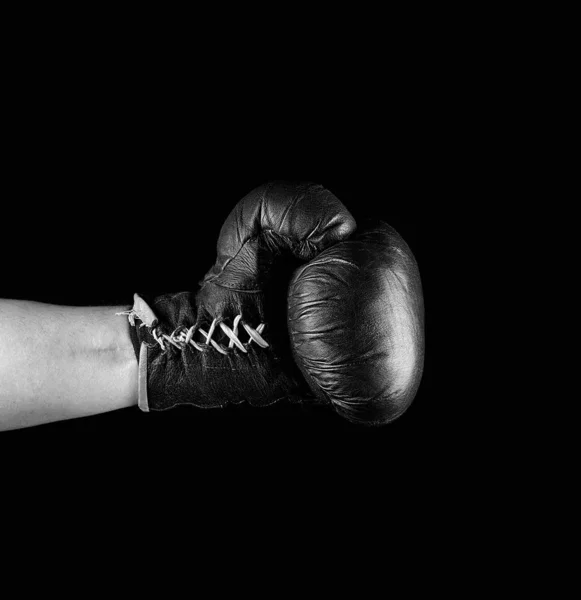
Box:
[288,220,425,426]
[201,181,356,290]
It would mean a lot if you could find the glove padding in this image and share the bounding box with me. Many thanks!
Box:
[288,219,424,426]
[124,181,356,412]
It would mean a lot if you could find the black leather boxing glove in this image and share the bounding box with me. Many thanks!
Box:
[120,181,356,412]
[288,219,424,425]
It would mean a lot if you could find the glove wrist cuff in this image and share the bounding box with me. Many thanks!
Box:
[117,292,282,412]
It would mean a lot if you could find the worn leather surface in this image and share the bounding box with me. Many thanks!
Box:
[288,219,425,425]
[131,181,356,411]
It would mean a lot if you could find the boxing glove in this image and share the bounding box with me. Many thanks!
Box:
[288,219,424,425]
[120,181,356,412]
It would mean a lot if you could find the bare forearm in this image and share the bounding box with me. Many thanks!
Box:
[0,299,137,431]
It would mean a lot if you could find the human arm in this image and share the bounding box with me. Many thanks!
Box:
[0,299,137,431]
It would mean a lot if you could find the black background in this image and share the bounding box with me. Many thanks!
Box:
[0,71,459,498]
[0,16,515,585]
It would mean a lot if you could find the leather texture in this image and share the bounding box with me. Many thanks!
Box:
[129,181,356,411]
[287,219,425,426]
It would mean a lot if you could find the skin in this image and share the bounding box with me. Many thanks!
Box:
[0,299,137,431]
